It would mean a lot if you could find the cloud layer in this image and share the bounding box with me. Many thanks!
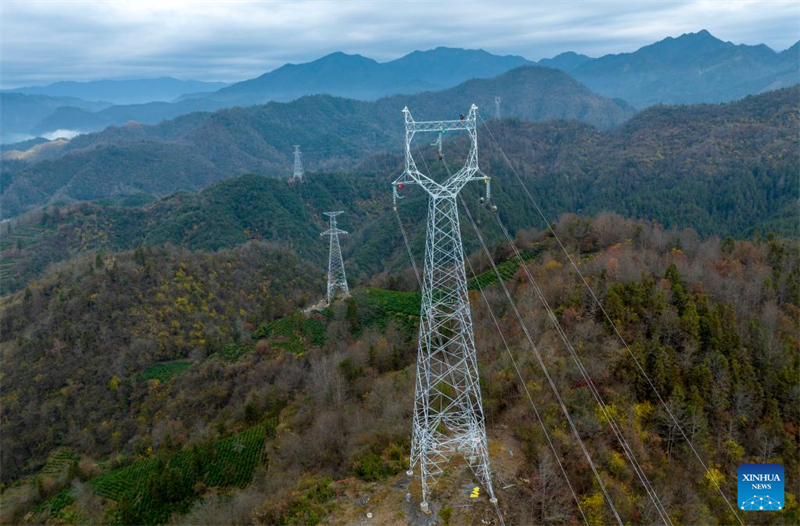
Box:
[1,0,798,87]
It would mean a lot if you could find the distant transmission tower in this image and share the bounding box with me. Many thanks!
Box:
[292,145,304,181]
[320,211,349,305]
[392,105,498,512]
[494,96,501,119]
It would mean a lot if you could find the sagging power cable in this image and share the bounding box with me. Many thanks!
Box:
[457,194,624,526]
[477,112,743,525]
[464,253,590,525]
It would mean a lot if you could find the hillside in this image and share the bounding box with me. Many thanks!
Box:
[1,216,797,525]
[0,66,636,218]
[566,31,800,107]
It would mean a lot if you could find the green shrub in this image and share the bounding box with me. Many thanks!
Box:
[440,505,454,525]
[135,361,191,382]
[354,453,385,481]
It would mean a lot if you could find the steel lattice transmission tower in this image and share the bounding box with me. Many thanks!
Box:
[293,145,304,180]
[494,96,501,119]
[392,105,498,512]
[320,211,349,305]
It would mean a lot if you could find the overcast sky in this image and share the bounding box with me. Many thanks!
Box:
[1,0,798,88]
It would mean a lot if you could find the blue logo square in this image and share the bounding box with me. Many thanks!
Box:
[738,463,784,511]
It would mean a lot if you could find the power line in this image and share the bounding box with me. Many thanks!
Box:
[476,112,744,525]
[393,207,421,287]
[481,200,672,526]
[463,250,590,526]
[438,144,618,524]
[457,195,623,526]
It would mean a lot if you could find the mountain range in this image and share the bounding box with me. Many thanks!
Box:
[0,65,634,217]
[0,24,798,526]
[1,31,796,143]
[196,47,532,104]
[561,30,800,107]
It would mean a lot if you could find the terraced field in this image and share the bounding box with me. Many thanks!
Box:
[246,311,327,358]
[88,420,278,524]
[32,489,75,517]
[39,448,80,477]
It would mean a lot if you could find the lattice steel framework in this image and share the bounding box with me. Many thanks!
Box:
[321,211,348,305]
[494,96,501,119]
[293,145,304,180]
[392,105,497,512]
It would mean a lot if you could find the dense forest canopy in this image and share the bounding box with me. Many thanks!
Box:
[0,212,797,525]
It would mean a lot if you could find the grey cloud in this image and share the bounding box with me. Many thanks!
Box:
[1,0,797,87]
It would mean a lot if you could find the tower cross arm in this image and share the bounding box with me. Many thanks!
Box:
[404,104,477,133]
[321,228,348,236]
[396,105,479,198]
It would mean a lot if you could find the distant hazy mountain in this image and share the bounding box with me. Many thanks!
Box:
[375,65,633,129]
[198,47,533,104]
[23,48,534,139]
[378,47,534,88]
[10,77,229,105]
[1,65,633,217]
[9,33,798,142]
[537,51,592,72]
[29,98,231,136]
[0,92,112,143]
[566,30,799,107]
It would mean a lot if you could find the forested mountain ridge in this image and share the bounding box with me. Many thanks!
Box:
[1,86,796,296]
[1,215,797,525]
[0,65,635,218]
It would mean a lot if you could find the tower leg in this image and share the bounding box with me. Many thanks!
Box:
[409,194,497,505]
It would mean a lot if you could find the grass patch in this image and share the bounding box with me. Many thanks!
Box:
[33,489,75,516]
[249,311,327,358]
[135,361,192,383]
[467,246,544,290]
[218,342,254,362]
[352,288,420,332]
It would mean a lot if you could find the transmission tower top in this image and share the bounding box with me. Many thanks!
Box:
[320,211,348,305]
[494,96,501,119]
[293,145,304,181]
[392,104,486,200]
